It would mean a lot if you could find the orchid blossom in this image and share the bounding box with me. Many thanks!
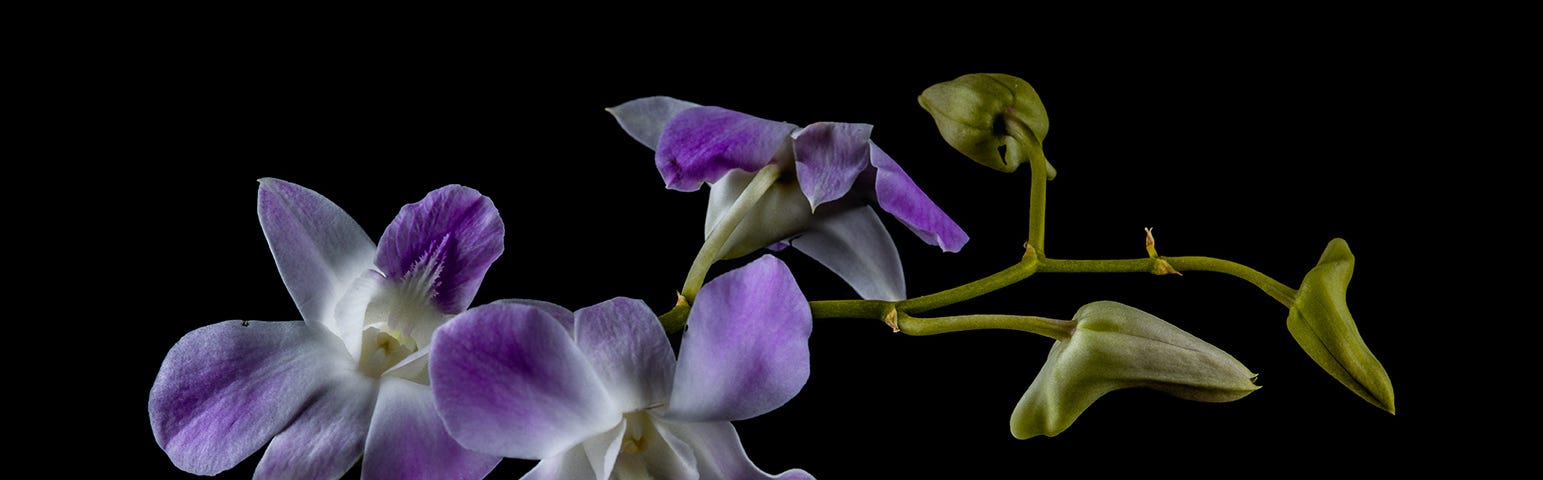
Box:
[150,179,503,478]
[431,255,815,479]
[609,96,968,301]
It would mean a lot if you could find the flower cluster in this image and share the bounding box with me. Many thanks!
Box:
[151,73,1394,479]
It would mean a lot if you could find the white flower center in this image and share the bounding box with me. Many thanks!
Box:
[613,411,662,480]
[352,262,448,382]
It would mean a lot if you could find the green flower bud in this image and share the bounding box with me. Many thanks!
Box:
[918,73,1055,178]
[1011,301,1259,439]
[1287,238,1395,413]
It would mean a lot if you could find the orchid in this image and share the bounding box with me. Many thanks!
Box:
[430,255,814,479]
[149,179,503,478]
[608,96,968,301]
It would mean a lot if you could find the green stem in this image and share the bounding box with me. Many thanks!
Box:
[681,164,782,302]
[898,312,1075,340]
[808,249,1039,320]
[1005,114,1048,254]
[1038,256,1298,307]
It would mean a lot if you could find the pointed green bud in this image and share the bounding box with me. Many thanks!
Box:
[1011,301,1259,439]
[918,73,1055,178]
[1287,238,1395,413]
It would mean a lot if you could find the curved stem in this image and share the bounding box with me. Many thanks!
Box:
[808,247,1040,320]
[898,312,1075,340]
[1038,256,1297,307]
[1005,115,1048,254]
[899,253,1038,314]
[680,164,782,302]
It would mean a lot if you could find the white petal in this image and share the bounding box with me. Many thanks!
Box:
[607,96,702,150]
[787,205,906,301]
[706,169,816,260]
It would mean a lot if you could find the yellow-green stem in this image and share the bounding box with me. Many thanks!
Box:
[680,164,783,302]
[898,312,1075,340]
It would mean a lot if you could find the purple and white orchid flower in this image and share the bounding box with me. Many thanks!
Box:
[609,96,968,301]
[431,255,815,479]
[149,179,503,479]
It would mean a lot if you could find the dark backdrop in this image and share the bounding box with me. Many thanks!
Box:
[95,17,1472,478]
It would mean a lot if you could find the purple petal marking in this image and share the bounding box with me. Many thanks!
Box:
[656,106,796,192]
[608,96,702,151]
[521,444,596,480]
[257,178,377,339]
[788,206,906,301]
[493,298,576,335]
[375,185,505,314]
[573,297,677,412]
[430,303,620,460]
[662,421,815,480]
[667,255,811,422]
[870,143,969,252]
[362,378,502,480]
[253,373,376,480]
[150,320,346,476]
[792,122,874,210]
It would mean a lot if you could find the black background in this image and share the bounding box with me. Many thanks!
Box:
[83,13,1500,478]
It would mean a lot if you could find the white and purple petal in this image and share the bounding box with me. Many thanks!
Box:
[257,178,377,341]
[869,144,969,252]
[787,206,906,301]
[608,96,703,151]
[375,185,505,314]
[667,255,811,422]
[791,122,874,211]
[663,421,814,480]
[253,371,376,480]
[150,320,348,476]
[362,377,502,480]
[574,297,677,412]
[431,303,620,460]
[656,107,797,192]
[492,298,576,335]
[521,444,596,480]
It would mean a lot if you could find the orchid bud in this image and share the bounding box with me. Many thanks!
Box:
[1010,301,1259,439]
[1287,238,1395,413]
[918,73,1055,178]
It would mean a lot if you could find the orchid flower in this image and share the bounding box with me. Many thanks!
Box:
[150,179,503,478]
[431,255,815,479]
[609,96,968,301]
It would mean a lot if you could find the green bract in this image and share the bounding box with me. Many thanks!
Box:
[1287,238,1395,413]
[918,73,1055,178]
[1011,301,1258,439]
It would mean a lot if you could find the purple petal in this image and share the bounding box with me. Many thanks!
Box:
[788,206,906,301]
[574,297,677,412]
[792,122,874,210]
[521,445,595,480]
[656,107,796,192]
[608,96,702,151]
[253,373,376,480]
[870,143,969,252]
[362,378,502,480]
[431,303,620,460]
[375,185,505,314]
[149,320,346,475]
[493,298,576,335]
[667,255,811,422]
[257,178,377,341]
[662,421,814,480]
